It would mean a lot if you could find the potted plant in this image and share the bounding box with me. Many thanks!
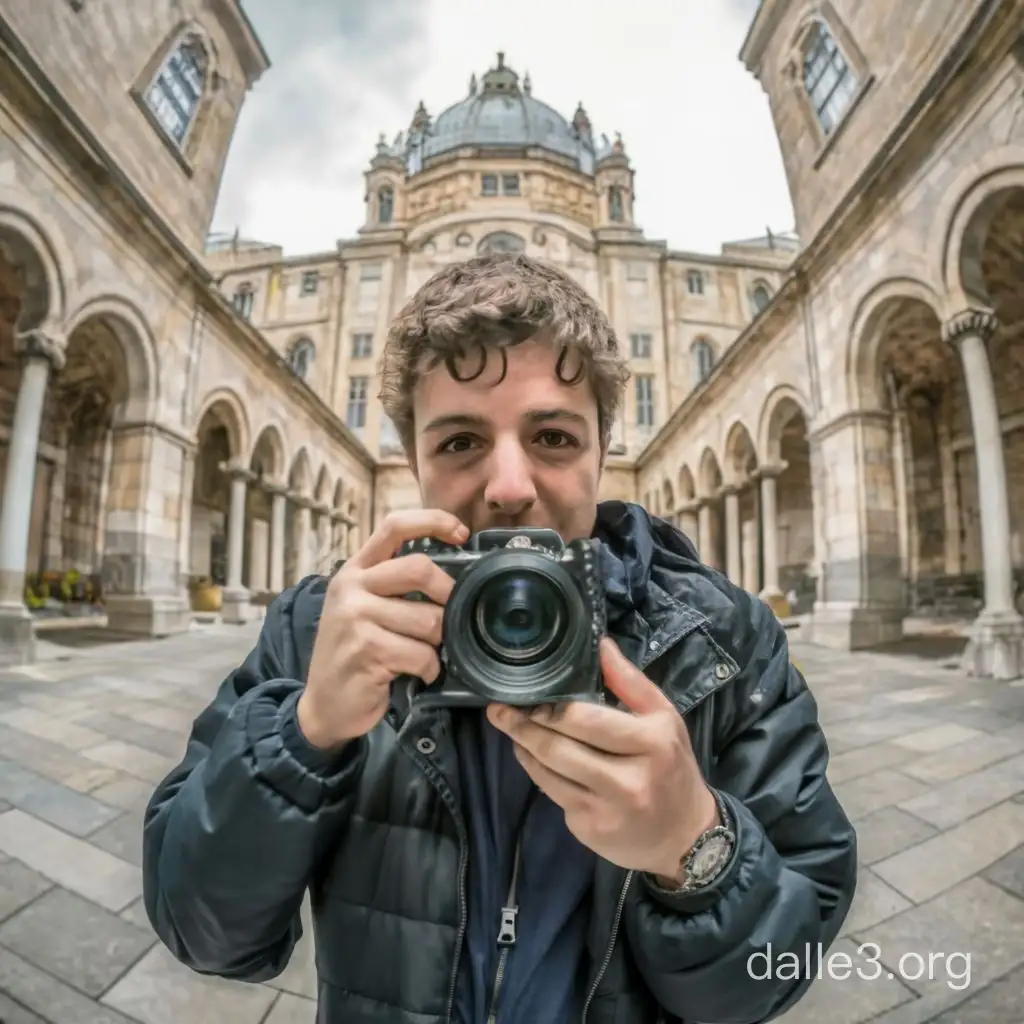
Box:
[189,574,222,612]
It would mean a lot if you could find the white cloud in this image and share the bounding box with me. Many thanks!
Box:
[212,0,793,257]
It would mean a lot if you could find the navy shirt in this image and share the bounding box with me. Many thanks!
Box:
[453,709,596,1024]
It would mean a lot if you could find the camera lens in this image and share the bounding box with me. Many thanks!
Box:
[473,571,566,664]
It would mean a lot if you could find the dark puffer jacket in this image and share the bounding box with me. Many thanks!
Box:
[143,501,857,1023]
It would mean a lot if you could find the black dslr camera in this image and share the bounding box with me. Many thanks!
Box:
[394,527,607,710]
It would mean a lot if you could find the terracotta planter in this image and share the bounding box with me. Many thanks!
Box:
[191,583,223,613]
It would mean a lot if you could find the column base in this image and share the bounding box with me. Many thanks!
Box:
[802,604,905,650]
[759,587,791,618]
[960,610,1024,681]
[105,593,191,637]
[221,588,253,625]
[0,603,35,666]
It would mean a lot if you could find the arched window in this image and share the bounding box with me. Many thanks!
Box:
[378,186,394,225]
[288,337,316,380]
[232,283,254,320]
[477,231,526,256]
[692,338,715,385]
[801,20,858,136]
[146,33,209,144]
[609,186,624,222]
[751,284,772,314]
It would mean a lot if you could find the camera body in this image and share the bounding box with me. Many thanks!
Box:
[395,527,607,711]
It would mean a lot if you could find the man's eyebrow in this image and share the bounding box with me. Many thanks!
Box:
[422,413,488,433]
[524,408,589,427]
[422,409,589,433]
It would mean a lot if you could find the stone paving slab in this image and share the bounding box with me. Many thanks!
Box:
[0,622,1018,1023]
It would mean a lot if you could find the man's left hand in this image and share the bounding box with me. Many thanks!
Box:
[486,636,720,885]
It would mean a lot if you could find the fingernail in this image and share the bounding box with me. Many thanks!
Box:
[456,525,470,541]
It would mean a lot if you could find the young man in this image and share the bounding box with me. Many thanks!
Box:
[143,254,857,1024]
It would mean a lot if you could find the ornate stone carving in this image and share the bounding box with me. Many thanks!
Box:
[941,307,998,347]
[15,330,66,369]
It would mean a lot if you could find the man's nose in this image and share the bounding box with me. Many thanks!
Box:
[484,439,538,513]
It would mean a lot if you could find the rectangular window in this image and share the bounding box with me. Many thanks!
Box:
[635,375,654,427]
[360,262,382,281]
[502,174,520,195]
[300,270,319,295]
[347,377,369,430]
[351,333,373,359]
[481,174,498,196]
[630,332,652,359]
[686,270,704,296]
[626,262,647,281]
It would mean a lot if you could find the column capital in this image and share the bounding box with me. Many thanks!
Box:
[942,307,998,347]
[15,329,66,369]
[219,459,255,483]
[676,499,700,516]
[754,460,787,480]
[312,501,331,516]
[263,480,289,497]
[289,490,315,509]
[719,482,741,499]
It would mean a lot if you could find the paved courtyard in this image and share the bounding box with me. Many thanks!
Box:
[0,621,1019,1023]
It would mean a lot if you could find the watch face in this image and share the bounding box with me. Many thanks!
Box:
[690,835,730,881]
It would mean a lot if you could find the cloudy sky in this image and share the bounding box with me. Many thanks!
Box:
[210,0,794,258]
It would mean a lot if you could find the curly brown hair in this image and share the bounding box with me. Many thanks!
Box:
[377,253,631,453]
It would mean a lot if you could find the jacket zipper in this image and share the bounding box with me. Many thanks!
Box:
[400,735,469,1024]
[580,869,633,1022]
[580,652,726,1021]
[486,832,524,1023]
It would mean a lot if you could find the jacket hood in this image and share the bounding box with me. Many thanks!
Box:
[592,500,699,631]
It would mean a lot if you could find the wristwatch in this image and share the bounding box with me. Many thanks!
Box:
[651,789,736,894]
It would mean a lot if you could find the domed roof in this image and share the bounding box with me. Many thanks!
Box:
[410,54,596,175]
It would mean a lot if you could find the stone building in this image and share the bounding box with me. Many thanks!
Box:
[208,50,793,551]
[0,1,375,666]
[4,0,1022,684]
[636,0,1024,679]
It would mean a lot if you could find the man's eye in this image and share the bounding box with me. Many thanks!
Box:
[437,434,477,454]
[537,430,575,448]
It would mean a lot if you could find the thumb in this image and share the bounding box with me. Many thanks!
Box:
[599,637,673,715]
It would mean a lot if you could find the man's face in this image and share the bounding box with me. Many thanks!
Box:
[411,338,603,541]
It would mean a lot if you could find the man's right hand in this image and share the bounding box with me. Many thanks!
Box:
[296,509,469,751]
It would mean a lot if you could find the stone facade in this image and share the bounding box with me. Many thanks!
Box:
[637,0,1024,677]
[0,1,375,665]
[3,1,1023,683]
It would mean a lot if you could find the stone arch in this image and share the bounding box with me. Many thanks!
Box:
[314,465,332,505]
[697,447,722,498]
[933,150,1024,306]
[758,384,812,461]
[723,420,758,483]
[192,387,250,459]
[288,447,313,498]
[845,276,946,411]
[249,423,286,483]
[661,478,675,515]
[677,464,696,501]
[63,295,160,423]
[0,200,70,332]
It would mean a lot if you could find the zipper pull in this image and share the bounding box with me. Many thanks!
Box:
[496,905,518,946]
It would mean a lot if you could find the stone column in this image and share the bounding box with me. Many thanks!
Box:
[937,421,962,575]
[292,496,313,580]
[697,500,713,566]
[756,462,788,615]
[723,484,742,584]
[677,500,699,547]
[329,511,345,567]
[220,460,252,625]
[943,308,1024,679]
[268,484,287,594]
[0,332,63,666]
[313,502,331,574]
